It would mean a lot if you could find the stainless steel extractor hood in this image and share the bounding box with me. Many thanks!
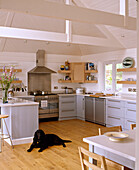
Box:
[28,50,56,74]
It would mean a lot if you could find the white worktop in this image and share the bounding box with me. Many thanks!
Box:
[0,98,39,107]
[106,96,136,102]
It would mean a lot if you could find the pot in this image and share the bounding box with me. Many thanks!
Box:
[65,88,73,94]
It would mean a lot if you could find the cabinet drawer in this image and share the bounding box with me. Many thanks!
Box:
[106,99,123,108]
[125,108,136,121]
[59,96,75,102]
[59,102,75,111]
[125,101,136,110]
[124,119,136,130]
[107,106,124,118]
[60,110,76,117]
[106,116,124,127]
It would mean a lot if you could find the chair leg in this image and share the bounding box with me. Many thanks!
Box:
[0,138,2,153]
[3,119,14,149]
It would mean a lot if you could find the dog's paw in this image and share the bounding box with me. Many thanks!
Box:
[38,149,43,152]
[27,149,31,152]
[63,144,66,147]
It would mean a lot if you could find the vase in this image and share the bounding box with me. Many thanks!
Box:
[2,89,8,103]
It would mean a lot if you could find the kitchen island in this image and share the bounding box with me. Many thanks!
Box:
[0,98,39,145]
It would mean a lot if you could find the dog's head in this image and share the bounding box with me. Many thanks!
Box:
[34,129,45,142]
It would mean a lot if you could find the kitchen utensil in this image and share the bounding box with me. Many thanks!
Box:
[104,132,129,142]
[65,88,73,94]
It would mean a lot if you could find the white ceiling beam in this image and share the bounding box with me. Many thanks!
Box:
[0,0,136,30]
[0,26,123,48]
[0,11,15,51]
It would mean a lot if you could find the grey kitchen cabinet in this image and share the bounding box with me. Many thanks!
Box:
[59,95,76,120]
[106,98,136,130]
[85,97,95,122]
[76,95,85,120]
[85,97,106,125]
[95,98,106,125]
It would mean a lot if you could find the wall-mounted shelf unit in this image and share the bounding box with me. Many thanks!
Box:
[58,70,71,74]
[117,68,136,72]
[0,69,22,72]
[84,80,98,83]
[117,81,136,84]
[12,80,22,84]
[58,80,72,83]
[85,70,98,73]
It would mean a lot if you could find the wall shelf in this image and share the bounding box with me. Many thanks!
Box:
[117,81,136,84]
[117,68,136,72]
[85,70,98,73]
[12,80,22,84]
[58,80,72,83]
[58,70,71,74]
[84,80,98,83]
[0,69,22,72]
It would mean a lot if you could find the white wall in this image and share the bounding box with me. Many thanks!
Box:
[0,52,82,93]
[81,48,137,93]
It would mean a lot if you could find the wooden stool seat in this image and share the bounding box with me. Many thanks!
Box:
[0,115,9,119]
[0,114,13,152]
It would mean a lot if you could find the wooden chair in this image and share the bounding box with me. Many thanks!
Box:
[78,147,124,170]
[130,124,136,130]
[98,126,122,135]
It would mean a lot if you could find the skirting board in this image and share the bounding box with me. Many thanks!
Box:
[4,137,33,146]
[59,116,77,121]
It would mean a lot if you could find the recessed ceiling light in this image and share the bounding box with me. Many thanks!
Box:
[67,43,71,46]
[46,41,50,45]
[24,40,27,43]
[121,35,125,38]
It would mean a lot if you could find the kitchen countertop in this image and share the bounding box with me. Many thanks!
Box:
[0,98,39,107]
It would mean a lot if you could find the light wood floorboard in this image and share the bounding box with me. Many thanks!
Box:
[0,119,103,170]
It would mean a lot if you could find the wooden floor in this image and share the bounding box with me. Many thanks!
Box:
[0,119,103,170]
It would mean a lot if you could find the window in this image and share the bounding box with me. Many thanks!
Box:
[104,61,122,93]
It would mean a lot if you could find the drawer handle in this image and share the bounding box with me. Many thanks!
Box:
[108,106,120,109]
[127,109,136,112]
[108,100,120,103]
[62,110,74,112]
[62,101,74,104]
[108,116,120,120]
[127,120,136,123]
[127,102,136,105]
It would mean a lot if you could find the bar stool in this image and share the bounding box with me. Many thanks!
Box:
[0,115,14,152]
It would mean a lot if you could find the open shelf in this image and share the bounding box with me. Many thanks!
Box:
[0,69,22,72]
[117,68,136,72]
[117,81,136,84]
[84,80,98,83]
[58,70,71,74]
[58,80,72,83]
[85,70,98,73]
[12,80,22,84]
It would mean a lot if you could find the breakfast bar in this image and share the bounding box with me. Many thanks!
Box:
[83,130,136,169]
[0,98,39,145]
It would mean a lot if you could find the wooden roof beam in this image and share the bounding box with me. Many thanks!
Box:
[0,0,136,30]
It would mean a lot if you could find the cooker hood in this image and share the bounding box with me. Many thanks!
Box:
[28,50,56,74]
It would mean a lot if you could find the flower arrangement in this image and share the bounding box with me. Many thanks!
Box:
[0,66,16,103]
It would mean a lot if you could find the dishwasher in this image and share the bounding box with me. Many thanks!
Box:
[85,97,106,126]
[95,98,106,126]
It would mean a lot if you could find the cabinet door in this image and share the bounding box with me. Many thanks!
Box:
[95,98,105,125]
[76,95,85,120]
[71,63,84,83]
[85,97,95,122]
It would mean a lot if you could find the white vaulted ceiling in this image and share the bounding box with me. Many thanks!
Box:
[0,0,137,55]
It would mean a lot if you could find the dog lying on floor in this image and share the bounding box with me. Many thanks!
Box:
[27,129,72,152]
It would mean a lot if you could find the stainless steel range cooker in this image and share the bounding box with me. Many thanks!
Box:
[31,92,59,119]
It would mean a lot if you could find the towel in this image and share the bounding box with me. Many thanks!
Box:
[40,100,48,108]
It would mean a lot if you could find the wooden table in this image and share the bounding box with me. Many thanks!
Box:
[83,130,135,169]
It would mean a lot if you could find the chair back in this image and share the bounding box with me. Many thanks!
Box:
[78,147,107,170]
[78,147,124,170]
[130,124,136,130]
[98,126,122,135]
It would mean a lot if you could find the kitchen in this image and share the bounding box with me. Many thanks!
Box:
[0,0,138,169]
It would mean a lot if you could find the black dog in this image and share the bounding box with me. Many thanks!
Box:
[27,129,72,152]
